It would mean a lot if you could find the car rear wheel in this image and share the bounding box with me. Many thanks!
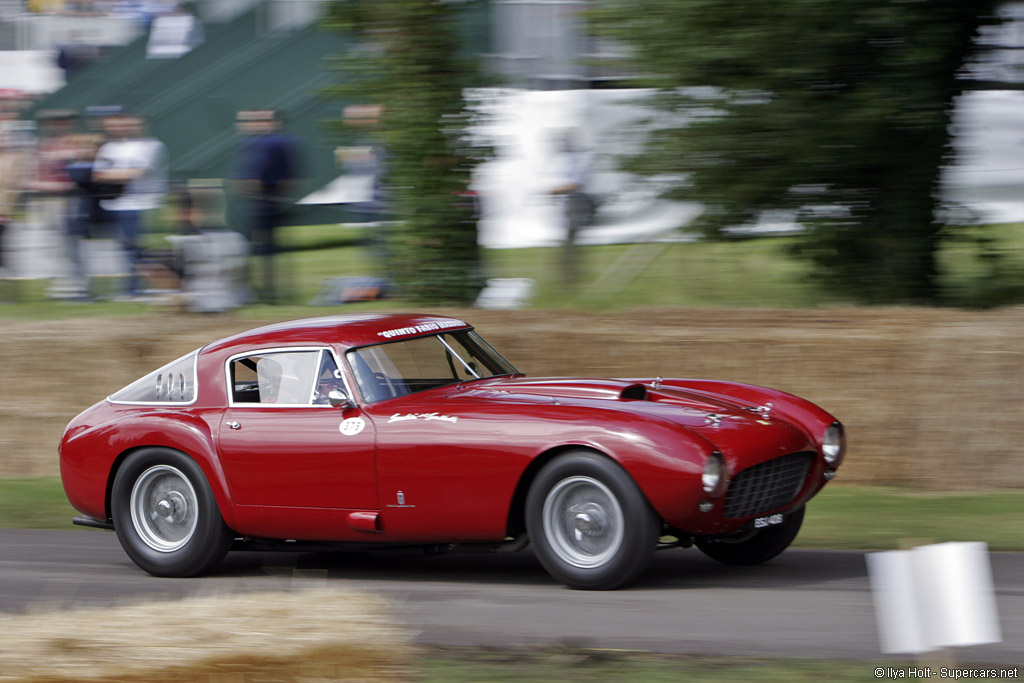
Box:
[111,448,233,577]
[695,506,805,566]
[526,451,659,590]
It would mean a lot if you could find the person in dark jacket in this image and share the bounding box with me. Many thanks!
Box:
[231,108,302,304]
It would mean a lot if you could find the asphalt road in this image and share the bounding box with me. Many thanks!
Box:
[2,529,1022,665]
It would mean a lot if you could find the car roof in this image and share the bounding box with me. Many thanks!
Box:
[202,314,472,356]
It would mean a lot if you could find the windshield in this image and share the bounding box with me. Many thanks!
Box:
[346,330,518,402]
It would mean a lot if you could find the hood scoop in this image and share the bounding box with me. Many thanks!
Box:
[620,384,647,400]
[486,377,650,402]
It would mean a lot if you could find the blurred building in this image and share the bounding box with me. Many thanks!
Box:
[476,0,701,248]
[943,1,1024,225]
[4,0,679,244]
[486,0,628,90]
[2,0,1023,247]
[480,0,1024,246]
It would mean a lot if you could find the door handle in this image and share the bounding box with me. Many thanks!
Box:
[226,421,241,430]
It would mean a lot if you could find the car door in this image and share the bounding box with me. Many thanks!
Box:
[346,334,523,542]
[217,347,378,510]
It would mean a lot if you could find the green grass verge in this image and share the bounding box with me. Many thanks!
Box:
[416,649,946,682]
[938,221,1024,308]
[0,230,829,316]
[484,236,832,309]
[0,477,78,529]
[8,220,1024,317]
[6,477,1024,551]
[801,486,1024,551]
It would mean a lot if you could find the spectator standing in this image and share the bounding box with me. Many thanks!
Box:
[231,108,301,304]
[338,103,392,277]
[27,109,86,296]
[549,129,595,290]
[92,111,168,298]
[0,101,32,278]
[64,133,111,297]
[56,33,100,80]
[29,111,78,206]
[27,110,80,297]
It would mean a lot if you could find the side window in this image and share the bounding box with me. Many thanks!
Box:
[312,351,345,405]
[229,350,320,405]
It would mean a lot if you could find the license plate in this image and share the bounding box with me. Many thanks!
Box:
[753,513,784,529]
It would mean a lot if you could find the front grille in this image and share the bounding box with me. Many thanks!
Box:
[723,451,813,519]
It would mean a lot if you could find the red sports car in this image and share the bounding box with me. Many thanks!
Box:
[60,313,845,589]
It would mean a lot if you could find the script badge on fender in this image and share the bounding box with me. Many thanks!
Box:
[339,417,366,436]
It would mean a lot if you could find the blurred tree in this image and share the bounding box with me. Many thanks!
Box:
[323,0,485,305]
[591,0,1000,303]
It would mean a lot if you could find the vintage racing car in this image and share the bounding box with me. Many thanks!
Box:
[60,314,845,589]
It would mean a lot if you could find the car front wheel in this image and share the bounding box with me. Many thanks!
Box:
[526,451,659,590]
[695,506,805,566]
[111,448,233,577]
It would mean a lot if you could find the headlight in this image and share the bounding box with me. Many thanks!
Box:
[702,452,726,495]
[822,422,845,465]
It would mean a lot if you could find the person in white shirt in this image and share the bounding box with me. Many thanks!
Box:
[93,111,168,297]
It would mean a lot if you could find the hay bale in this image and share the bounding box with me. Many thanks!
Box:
[0,588,413,682]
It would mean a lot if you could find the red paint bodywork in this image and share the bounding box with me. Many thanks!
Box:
[60,313,844,544]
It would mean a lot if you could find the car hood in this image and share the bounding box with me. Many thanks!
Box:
[463,376,814,453]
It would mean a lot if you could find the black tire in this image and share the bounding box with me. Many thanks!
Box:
[525,451,659,590]
[111,447,233,577]
[695,506,805,566]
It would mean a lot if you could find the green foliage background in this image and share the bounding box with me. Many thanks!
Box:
[323,0,486,305]
[590,0,1001,303]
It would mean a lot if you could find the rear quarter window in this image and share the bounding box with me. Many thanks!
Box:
[108,350,199,404]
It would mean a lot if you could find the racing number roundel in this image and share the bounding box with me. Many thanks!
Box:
[339,417,366,436]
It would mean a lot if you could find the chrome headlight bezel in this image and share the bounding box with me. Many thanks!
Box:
[701,451,728,496]
[822,422,845,466]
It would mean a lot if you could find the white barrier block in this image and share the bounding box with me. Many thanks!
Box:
[914,541,1002,649]
[867,549,930,654]
[867,542,1002,655]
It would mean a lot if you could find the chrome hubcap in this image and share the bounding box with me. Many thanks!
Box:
[155,490,188,523]
[543,476,624,568]
[130,465,198,552]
